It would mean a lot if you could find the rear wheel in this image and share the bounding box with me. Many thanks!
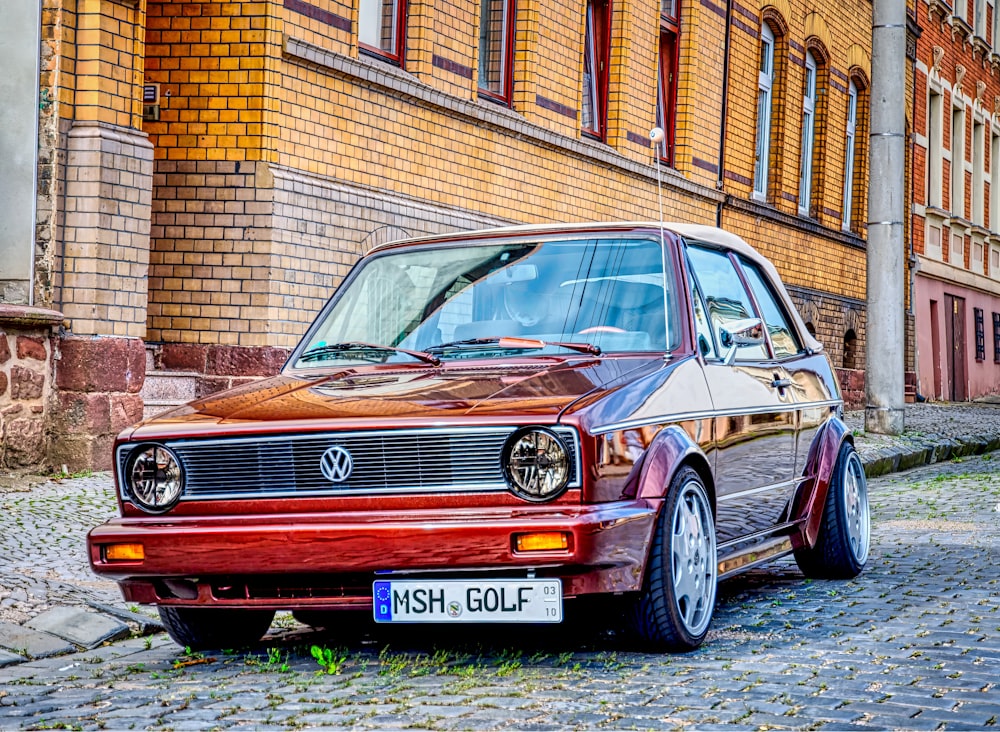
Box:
[158,607,275,650]
[629,467,717,651]
[794,442,870,579]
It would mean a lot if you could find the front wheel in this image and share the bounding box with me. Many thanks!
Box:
[629,466,717,651]
[158,607,275,650]
[794,442,870,579]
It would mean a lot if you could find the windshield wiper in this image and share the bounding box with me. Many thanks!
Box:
[297,342,440,366]
[426,336,601,356]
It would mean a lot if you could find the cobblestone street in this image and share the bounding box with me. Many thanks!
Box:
[1,438,998,729]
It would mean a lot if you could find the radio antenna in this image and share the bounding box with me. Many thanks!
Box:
[650,127,666,241]
[650,127,671,357]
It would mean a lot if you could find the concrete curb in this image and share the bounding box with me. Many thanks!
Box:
[857,433,1000,478]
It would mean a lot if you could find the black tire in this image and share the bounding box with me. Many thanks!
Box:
[794,442,870,579]
[158,607,275,650]
[629,466,717,651]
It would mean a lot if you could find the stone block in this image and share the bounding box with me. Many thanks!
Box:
[160,343,207,372]
[206,344,289,377]
[0,371,7,396]
[10,366,44,400]
[55,391,111,434]
[48,432,115,472]
[4,419,46,467]
[56,335,146,393]
[195,376,232,398]
[0,333,10,363]
[16,336,47,361]
[0,621,75,659]
[26,607,130,649]
[110,393,144,432]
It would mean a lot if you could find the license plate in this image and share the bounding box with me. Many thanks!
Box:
[372,579,562,623]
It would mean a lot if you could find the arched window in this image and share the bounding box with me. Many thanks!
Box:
[753,23,776,200]
[844,73,869,234]
[582,0,612,140]
[798,51,818,216]
[656,0,680,166]
[843,328,858,369]
[843,80,858,229]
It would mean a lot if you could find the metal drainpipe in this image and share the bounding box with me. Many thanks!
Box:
[715,0,734,227]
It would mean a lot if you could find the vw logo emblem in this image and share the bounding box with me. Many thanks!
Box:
[320,446,353,483]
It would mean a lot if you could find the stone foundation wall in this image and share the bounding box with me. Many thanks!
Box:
[0,306,63,469]
[157,342,291,398]
[51,336,145,471]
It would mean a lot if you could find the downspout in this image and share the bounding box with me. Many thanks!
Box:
[715,0,734,226]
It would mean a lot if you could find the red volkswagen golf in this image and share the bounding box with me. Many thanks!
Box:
[88,222,870,651]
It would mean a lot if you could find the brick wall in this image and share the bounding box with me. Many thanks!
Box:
[141,0,872,359]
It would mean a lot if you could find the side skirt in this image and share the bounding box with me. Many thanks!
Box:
[717,534,795,581]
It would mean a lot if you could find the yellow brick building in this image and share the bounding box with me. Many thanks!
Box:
[3,0,918,468]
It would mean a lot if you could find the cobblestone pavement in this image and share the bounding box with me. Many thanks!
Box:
[1,448,998,729]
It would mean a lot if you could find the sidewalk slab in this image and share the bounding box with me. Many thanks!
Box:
[0,648,25,667]
[0,622,75,659]
[86,601,163,636]
[26,606,130,649]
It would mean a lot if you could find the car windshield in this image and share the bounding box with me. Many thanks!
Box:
[292,234,677,366]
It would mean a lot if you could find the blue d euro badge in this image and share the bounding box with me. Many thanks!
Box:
[373,581,392,621]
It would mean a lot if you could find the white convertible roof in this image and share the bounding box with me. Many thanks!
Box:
[374,221,824,354]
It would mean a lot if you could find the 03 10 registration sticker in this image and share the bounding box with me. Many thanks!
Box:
[373,579,562,623]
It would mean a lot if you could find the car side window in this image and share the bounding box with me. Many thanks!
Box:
[687,270,717,359]
[740,260,803,359]
[686,245,768,361]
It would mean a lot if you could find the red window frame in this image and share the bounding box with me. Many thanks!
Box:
[582,0,612,140]
[478,0,517,105]
[358,0,408,66]
[656,3,679,166]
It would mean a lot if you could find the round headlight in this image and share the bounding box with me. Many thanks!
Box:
[502,427,571,502]
[125,444,184,513]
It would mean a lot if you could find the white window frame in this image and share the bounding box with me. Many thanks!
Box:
[956,0,968,23]
[843,81,857,230]
[926,222,943,260]
[799,51,817,216]
[991,130,1000,231]
[975,0,987,37]
[952,104,966,218]
[972,237,986,273]
[973,117,985,225]
[993,0,1000,50]
[928,88,944,208]
[951,229,966,267]
[754,24,775,201]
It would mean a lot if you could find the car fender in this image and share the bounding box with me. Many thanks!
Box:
[635,424,714,506]
[794,417,853,548]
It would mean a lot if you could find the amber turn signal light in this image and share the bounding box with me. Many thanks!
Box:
[104,543,145,561]
[514,532,569,552]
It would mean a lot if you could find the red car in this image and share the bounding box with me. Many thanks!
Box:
[88,222,870,651]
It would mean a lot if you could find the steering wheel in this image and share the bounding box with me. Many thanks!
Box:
[577,326,627,334]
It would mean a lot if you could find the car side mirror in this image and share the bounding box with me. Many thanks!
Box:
[720,318,765,366]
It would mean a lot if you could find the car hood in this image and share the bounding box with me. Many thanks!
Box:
[127,357,664,440]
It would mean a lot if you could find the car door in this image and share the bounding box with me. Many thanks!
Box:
[738,258,838,483]
[686,244,798,546]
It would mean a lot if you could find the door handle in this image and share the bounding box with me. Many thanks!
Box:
[771,377,792,389]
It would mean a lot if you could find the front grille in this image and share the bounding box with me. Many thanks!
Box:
[118,427,580,500]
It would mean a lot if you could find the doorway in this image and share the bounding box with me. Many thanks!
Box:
[944,294,967,401]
